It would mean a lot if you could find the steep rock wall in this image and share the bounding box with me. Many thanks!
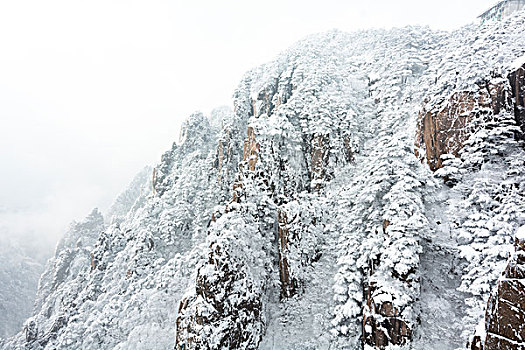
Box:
[416,62,525,350]
[509,64,525,135]
[362,281,412,349]
[415,63,525,171]
[474,229,525,350]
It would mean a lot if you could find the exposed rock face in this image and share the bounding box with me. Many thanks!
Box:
[415,84,508,171]
[175,122,268,350]
[7,20,525,350]
[509,64,525,136]
[217,129,232,182]
[483,231,525,350]
[243,127,259,171]
[471,336,484,350]
[362,281,412,349]
[415,64,525,171]
[277,209,297,298]
[416,64,525,350]
[363,315,411,349]
[415,91,478,171]
[175,237,264,350]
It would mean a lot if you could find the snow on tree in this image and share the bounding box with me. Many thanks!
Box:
[4,12,525,350]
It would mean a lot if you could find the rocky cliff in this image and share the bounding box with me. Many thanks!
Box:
[483,227,525,350]
[415,62,525,172]
[3,11,525,350]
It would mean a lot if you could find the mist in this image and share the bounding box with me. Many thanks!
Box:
[0,0,496,260]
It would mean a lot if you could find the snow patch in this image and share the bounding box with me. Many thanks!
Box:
[510,55,525,71]
[516,225,525,241]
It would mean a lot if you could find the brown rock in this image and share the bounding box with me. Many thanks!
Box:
[415,89,491,171]
[277,209,297,298]
[90,253,96,271]
[365,282,401,318]
[363,314,411,349]
[471,335,484,350]
[509,65,525,136]
[362,282,411,348]
[242,127,259,171]
[416,64,525,171]
[485,335,525,350]
[382,220,390,233]
[175,242,264,350]
[483,231,525,349]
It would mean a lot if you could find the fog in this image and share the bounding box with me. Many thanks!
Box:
[0,0,496,258]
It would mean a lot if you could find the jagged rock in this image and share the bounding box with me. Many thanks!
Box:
[415,88,494,171]
[6,17,525,350]
[509,63,525,136]
[363,315,411,349]
[471,335,484,350]
[482,229,525,350]
[175,209,267,350]
[242,127,259,171]
[415,63,525,171]
[363,281,412,349]
[277,209,297,298]
[252,80,278,118]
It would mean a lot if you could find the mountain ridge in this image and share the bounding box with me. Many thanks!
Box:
[3,13,525,350]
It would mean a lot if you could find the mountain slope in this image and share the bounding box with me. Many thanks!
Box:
[3,12,525,350]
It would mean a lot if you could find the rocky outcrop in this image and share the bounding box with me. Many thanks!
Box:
[252,80,278,118]
[9,23,525,350]
[415,84,508,171]
[362,282,412,349]
[415,64,525,349]
[242,127,259,171]
[482,229,525,350]
[217,129,231,182]
[175,123,267,350]
[509,64,525,136]
[277,209,297,298]
[175,238,264,350]
[415,63,525,171]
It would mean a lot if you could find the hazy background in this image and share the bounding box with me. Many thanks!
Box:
[0,0,497,257]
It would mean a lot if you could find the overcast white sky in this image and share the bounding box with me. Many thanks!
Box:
[0,0,497,252]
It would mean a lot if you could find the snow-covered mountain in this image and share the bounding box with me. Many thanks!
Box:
[3,11,525,350]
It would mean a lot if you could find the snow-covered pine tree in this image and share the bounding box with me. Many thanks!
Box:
[440,106,525,343]
[175,145,276,350]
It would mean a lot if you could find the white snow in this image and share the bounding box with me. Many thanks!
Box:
[5,10,525,350]
[516,225,525,241]
[510,55,525,70]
